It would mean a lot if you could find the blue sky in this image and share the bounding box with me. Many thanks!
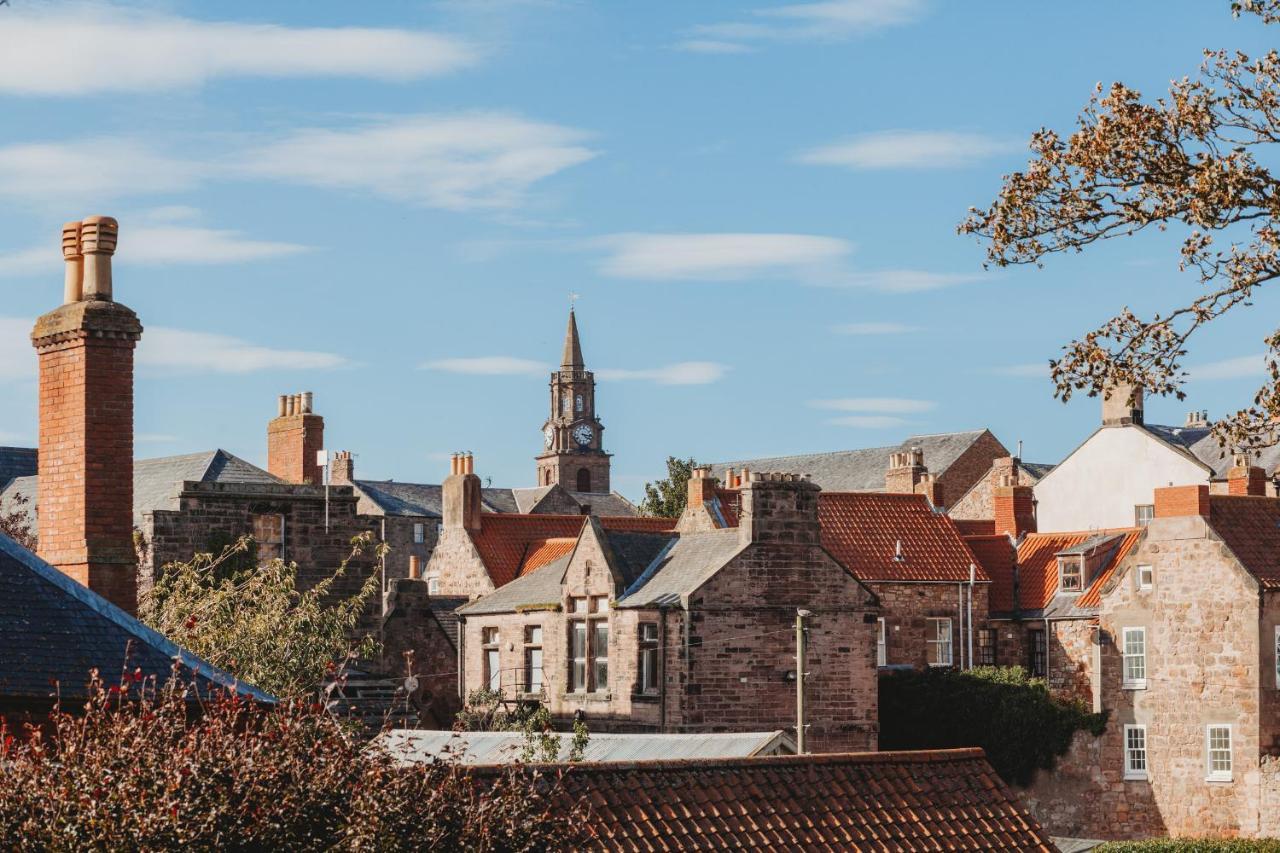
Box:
[0,0,1276,499]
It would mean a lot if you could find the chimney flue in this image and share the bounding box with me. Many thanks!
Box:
[61,221,83,304]
[79,215,118,301]
[302,391,313,414]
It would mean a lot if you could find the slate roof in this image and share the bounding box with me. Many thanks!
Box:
[617,529,745,609]
[600,528,678,589]
[457,555,572,616]
[708,430,995,492]
[352,480,517,518]
[3,449,280,528]
[427,595,469,648]
[377,729,793,766]
[500,748,1053,851]
[0,531,273,704]
[818,492,986,583]
[1020,461,1057,480]
[0,447,36,492]
[1209,495,1280,590]
[1016,529,1140,614]
[567,490,639,517]
[965,534,1018,613]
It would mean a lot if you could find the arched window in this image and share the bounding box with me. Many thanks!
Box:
[575,394,584,413]
[576,468,592,492]
[562,395,571,415]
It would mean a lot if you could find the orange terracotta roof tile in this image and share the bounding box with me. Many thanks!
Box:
[1016,529,1140,611]
[517,537,578,578]
[965,534,1017,612]
[473,514,677,587]
[819,492,988,583]
[1209,495,1280,589]
[488,748,1053,850]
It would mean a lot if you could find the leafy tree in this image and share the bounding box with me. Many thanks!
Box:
[456,688,589,764]
[140,533,384,698]
[639,456,699,518]
[0,668,587,850]
[0,491,35,551]
[961,1,1280,453]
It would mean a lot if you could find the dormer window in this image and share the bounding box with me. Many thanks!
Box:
[1059,555,1084,592]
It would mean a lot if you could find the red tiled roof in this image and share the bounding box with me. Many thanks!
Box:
[966,534,1017,612]
[517,537,578,578]
[953,518,996,536]
[473,514,677,587]
[506,748,1053,850]
[1209,495,1280,590]
[818,492,988,583]
[1016,529,1140,611]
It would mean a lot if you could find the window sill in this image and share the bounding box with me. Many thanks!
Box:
[1123,773,1148,782]
[631,692,660,703]
[562,692,612,703]
[1206,775,1233,784]
[1122,682,1147,691]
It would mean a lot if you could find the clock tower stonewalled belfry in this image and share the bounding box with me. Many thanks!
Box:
[536,308,611,493]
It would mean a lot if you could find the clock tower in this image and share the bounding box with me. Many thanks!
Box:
[537,308,611,493]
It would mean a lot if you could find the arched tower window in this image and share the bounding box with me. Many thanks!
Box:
[576,394,584,413]
[576,468,592,492]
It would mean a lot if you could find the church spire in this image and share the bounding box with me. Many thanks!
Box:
[561,307,584,370]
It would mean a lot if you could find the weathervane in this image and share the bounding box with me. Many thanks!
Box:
[569,291,580,310]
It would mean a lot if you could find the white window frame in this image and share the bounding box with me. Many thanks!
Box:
[876,617,887,667]
[1206,724,1233,782]
[1123,724,1148,781]
[413,522,425,544]
[1135,504,1155,527]
[1058,556,1083,592]
[1136,564,1154,591]
[927,618,953,667]
[1122,627,1147,690]
[426,575,440,595]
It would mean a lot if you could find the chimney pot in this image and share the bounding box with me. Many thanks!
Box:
[277,395,287,417]
[79,215,119,301]
[61,221,83,304]
[302,391,313,414]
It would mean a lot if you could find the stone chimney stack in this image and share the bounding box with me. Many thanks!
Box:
[32,216,143,614]
[330,450,354,485]
[1102,381,1144,426]
[1227,453,1268,496]
[738,471,821,546]
[687,465,718,508]
[267,391,324,485]
[885,447,927,494]
[443,452,482,532]
[1185,409,1210,429]
[994,473,1036,540]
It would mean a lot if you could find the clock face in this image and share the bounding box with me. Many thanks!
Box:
[543,426,554,449]
[572,424,594,446]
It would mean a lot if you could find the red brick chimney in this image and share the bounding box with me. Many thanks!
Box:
[687,466,717,507]
[330,450,354,485]
[1154,484,1210,518]
[993,475,1036,540]
[1227,454,1267,496]
[443,452,482,532]
[32,216,143,614]
[267,392,324,484]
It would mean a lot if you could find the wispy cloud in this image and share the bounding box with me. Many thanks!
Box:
[674,39,754,54]
[597,362,728,385]
[685,0,927,51]
[0,114,596,212]
[421,356,548,375]
[797,130,1019,170]
[0,5,479,96]
[138,328,348,374]
[835,270,984,292]
[595,232,851,281]
[809,397,935,414]
[831,321,921,335]
[1188,354,1266,381]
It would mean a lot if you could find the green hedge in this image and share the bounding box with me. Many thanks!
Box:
[877,666,1106,786]
[1096,843,1280,852]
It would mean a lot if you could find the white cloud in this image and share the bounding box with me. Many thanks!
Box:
[687,0,926,50]
[421,356,548,375]
[0,318,36,382]
[797,130,1019,170]
[831,321,920,335]
[0,138,201,205]
[596,233,850,281]
[674,39,754,54]
[809,397,935,414]
[1188,354,1267,381]
[837,269,986,292]
[827,415,910,428]
[0,5,479,96]
[138,328,348,374]
[240,113,597,210]
[596,362,728,385]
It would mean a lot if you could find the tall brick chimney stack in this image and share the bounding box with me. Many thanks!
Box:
[738,471,821,546]
[1227,453,1268,496]
[330,450,354,485]
[1102,381,1144,426]
[267,391,324,484]
[994,474,1036,540]
[885,447,927,494]
[443,452,482,532]
[687,466,718,508]
[32,216,143,614]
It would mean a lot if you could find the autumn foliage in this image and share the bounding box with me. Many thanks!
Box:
[0,668,586,851]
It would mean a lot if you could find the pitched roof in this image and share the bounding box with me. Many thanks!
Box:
[599,527,679,589]
[0,531,273,704]
[953,518,996,536]
[817,492,986,583]
[617,529,745,608]
[457,554,572,616]
[506,748,1053,851]
[566,490,639,517]
[353,480,516,518]
[966,534,1018,613]
[561,307,585,369]
[427,595,469,648]
[0,447,36,492]
[1016,529,1140,613]
[708,430,995,493]
[472,514,587,588]
[1208,495,1280,590]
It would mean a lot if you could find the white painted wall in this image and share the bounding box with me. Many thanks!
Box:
[1034,426,1209,532]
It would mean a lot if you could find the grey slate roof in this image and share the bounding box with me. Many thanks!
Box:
[3,449,280,528]
[1019,461,1056,480]
[428,595,469,648]
[457,554,572,616]
[512,485,557,513]
[617,529,746,609]
[709,430,994,492]
[601,529,678,588]
[0,447,36,492]
[569,490,639,516]
[376,729,794,766]
[0,531,273,703]
[352,480,522,518]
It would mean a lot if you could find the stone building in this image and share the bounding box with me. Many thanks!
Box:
[536,308,612,493]
[1023,470,1280,839]
[456,471,881,752]
[949,454,1054,521]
